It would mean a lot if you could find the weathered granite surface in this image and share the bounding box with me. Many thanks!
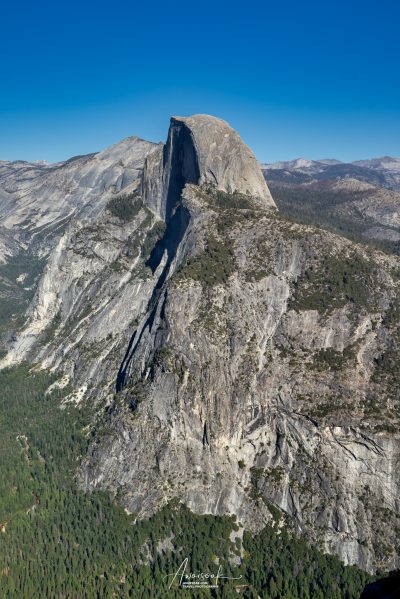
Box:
[1,115,399,573]
[166,115,275,205]
[81,183,400,573]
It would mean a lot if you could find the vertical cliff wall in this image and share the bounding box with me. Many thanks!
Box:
[81,117,400,574]
[141,114,276,219]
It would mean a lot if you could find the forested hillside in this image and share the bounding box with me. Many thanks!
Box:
[0,365,373,597]
[269,180,400,256]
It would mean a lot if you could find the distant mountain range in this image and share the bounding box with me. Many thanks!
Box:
[261,156,400,255]
[261,156,400,190]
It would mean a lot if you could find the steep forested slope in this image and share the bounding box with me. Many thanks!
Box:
[0,366,372,597]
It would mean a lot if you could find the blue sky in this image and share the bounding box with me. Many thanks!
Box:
[1,0,399,163]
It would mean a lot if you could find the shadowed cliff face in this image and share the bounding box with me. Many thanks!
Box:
[145,119,200,276]
[115,120,198,392]
[162,118,200,222]
[115,203,190,392]
[83,182,400,574]
[115,115,274,392]
[141,114,276,219]
[1,115,399,575]
[360,571,400,598]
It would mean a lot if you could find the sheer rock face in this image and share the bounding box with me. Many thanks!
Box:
[140,144,164,217]
[1,115,400,574]
[81,184,400,574]
[167,115,275,206]
[141,115,276,219]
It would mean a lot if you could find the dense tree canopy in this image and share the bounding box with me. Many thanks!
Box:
[0,365,373,597]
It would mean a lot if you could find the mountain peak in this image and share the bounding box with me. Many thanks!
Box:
[168,114,275,206]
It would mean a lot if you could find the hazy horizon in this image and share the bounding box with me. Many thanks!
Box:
[1,129,399,166]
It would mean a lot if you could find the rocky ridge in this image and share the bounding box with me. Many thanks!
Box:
[0,115,399,573]
[262,156,400,190]
[267,176,400,254]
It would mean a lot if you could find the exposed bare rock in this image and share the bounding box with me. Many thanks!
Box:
[140,144,164,217]
[169,115,275,206]
[1,115,399,575]
[82,183,400,573]
[141,115,275,219]
[0,136,157,261]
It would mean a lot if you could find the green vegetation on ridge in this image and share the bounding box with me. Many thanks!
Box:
[289,253,377,314]
[176,234,237,286]
[0,252,46,339]
[106,192,143,222]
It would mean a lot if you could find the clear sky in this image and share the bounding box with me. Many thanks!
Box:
[1,0,399,163]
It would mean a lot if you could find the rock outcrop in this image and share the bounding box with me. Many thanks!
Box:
[167,115,274,204]
[0,136,157,262]
[1,115,399,574]
[81,182,400,573]
[142,115,276,219]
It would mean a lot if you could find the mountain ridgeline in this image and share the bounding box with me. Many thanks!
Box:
[261,160,400,256]
[0,115,399,595]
